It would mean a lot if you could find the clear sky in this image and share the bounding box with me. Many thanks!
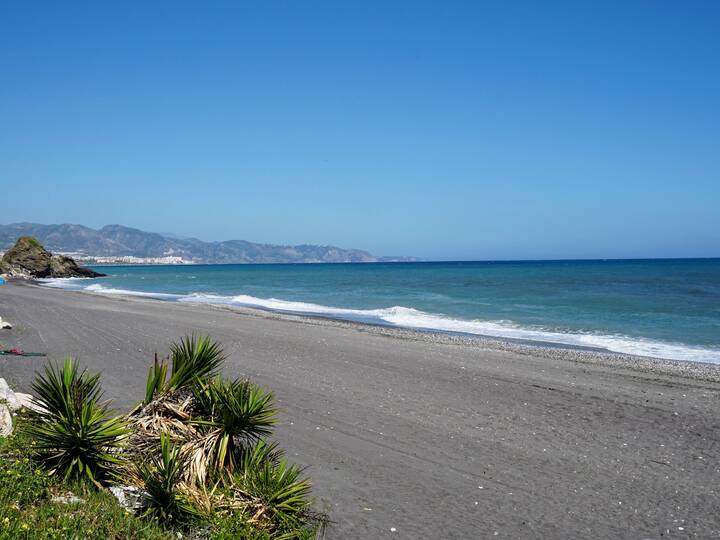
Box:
[1,1,718,260]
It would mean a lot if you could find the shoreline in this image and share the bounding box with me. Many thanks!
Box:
[24,279,720,384]
[3,279,720,537]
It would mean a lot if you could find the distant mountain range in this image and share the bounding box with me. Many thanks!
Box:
[0,223,415,264]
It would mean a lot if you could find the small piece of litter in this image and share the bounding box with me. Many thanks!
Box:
[51,495,85,505]
[390,527,397,532]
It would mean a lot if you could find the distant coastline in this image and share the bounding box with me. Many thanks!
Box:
[84,256,720,266]
[0,222,417,264]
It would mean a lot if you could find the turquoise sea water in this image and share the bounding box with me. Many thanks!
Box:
[41,260,720,363]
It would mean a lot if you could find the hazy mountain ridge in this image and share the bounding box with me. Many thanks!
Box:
[0,223,414,264]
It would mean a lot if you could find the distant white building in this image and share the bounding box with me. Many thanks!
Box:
[64,254,194,265]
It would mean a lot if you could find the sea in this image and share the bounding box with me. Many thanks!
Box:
[39,259,720,364]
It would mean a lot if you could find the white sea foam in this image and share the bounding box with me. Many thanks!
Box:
[37,280,720,364]
[38,277,93,289]
[39,279,181,300]
[177,294,720,363]
[83,284,182,300]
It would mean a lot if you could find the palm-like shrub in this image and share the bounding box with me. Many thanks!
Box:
[144,353,169,404]
[235,441,314,532]
[19,336,322,536]
[144,335,225,403]
[126,335,322,535]
[192,377,277,477]
[24,357,127,486]
[168,335,225,392]
[136,433,198,525]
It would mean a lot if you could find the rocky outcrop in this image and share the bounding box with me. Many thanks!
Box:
[48,254,105,278]
[0,236,105,278]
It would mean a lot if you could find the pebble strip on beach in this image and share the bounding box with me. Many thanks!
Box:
[183,296,720,384]
[22,279,720,384]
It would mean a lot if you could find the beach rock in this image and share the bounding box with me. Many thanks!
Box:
[0,380,44,414]
[14,392,45,414]
[0,404,12,437]
[109,485,145,512]
[51,495,85,505]
[0,378,20,412]
[0,236,105,279]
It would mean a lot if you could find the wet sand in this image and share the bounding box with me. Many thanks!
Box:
[1,281,719,538]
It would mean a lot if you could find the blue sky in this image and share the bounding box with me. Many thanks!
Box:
[1,1,718,260]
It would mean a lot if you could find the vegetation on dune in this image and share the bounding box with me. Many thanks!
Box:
[4,335,325,539]
[0,418,173,540]
[24,358,128,486]
[192,377,278,477]
[133,433,198,525]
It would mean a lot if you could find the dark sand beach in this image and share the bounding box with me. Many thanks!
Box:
[1,281,719,538]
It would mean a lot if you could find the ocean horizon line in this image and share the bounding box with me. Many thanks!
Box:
[84,256,720,268]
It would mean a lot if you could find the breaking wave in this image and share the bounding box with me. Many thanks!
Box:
[38,279,720,364]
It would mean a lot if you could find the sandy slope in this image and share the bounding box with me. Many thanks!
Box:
[1,281,719,538]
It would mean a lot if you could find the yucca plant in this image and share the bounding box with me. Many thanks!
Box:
[143,335,225,403]
[24,357,128,486]
[145,353,169,404]
[192,377,277,478]
[125,335,324,535]
[234,441,314,532]
[168,335,225,391]
[237,439,284,472]
[136,433,199,525]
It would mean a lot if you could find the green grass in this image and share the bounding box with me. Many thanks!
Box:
[24,237,42,249]
[0,416,172,540]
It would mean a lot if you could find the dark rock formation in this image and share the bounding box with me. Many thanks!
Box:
[0,236,105,278]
